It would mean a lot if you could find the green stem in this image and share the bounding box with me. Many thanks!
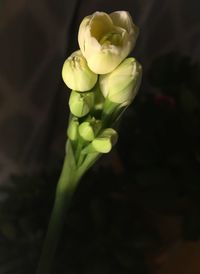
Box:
[36,140,100,274]
[101,98,118,127]
[36,149,80,274]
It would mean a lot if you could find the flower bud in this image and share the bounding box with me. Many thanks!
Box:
[78,11,138,74]
[79,122,95,141]
[99,57,142,106]
[67,117,79,141]
[62,50,98,92]
[92,128,118,153]
[69,90,94,117]
[78,117,102,142]
[89,117,102,135]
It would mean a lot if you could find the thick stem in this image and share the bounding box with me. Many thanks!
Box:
[36,140,99,274]
[36,153,79,274]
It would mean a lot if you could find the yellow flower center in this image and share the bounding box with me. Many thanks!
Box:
[99,32,122,46]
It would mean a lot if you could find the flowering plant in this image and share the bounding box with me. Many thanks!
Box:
[36,10,142,274]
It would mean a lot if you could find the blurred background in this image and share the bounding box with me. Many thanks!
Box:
[0,0,200,273]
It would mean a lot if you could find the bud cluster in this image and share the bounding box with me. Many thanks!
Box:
[62,11,142,167]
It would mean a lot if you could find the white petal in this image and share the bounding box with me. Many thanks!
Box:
[109,11,134,34]
[89,12,113,40]
[87,49,122,74]
[78,16,91,55]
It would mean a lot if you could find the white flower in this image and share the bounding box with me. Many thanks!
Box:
[62,50,97,92]
[78,11,138,74]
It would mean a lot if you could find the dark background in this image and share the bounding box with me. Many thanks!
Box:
[0,0,200,273]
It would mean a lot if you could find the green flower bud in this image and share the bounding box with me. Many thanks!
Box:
[79,122,95,141]
[86,116,102,133]
[69,90,94,117]
[99,58,142,106]
[92,128,118,153]
[90,118,102,135]
[67,117,79,141]
[78,117,102,142]
[62,50,98,92]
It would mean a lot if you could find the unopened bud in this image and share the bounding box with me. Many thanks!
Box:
[79,117,102,142]
[99,58,142,106]
[79,122,95,141]
[67,117,79,141]
[69,90,94,117]
[92,128,118,153]
[62,50,98,92]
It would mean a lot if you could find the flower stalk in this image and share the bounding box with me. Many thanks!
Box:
[36,10,142,274]
[36,141,99,274]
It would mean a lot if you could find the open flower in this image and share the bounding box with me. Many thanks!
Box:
[78,11,138,74]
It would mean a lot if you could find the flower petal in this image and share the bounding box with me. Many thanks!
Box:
[109,11,136,34]
[89,12,113,41]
